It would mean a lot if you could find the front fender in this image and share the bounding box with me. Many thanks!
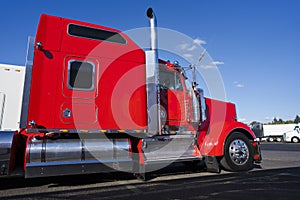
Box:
[200,121,256,156]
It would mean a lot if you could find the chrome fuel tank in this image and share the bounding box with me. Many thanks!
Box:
[26,136,132,178]
[28,138,82,163]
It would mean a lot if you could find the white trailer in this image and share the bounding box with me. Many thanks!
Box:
[0,64,25,131]
[253,124,299,142]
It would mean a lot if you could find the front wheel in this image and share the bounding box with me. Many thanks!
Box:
[291,137,299,143]
[220,132,254,172]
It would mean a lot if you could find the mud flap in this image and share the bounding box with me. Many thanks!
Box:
[204,156,220,173]
[133,164,148,181]
[253,141,262,163]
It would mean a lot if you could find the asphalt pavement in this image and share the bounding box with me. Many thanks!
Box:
[0,142,300,200]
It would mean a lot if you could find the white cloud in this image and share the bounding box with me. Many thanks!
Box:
[187,45,197,51]
[200,64,217,70]
[238,118,247,122]
[211,61,224,65]
[199,60,223,70]
[178,43,198,52]
[193,38,206,45]
[234,81,245,88]
[178,43,189,50]
[183,53,193,59]
[177,38,206,53]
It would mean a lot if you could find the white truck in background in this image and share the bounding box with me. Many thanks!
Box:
[252,123,300,142]
[0,63,25,131]
[283,126,300,143]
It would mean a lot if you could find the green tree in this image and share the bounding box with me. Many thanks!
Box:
[272,117,278,124]
[294,115,300,124]
[250,121,259,126]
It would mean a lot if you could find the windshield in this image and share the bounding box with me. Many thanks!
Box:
[159,71,183,90]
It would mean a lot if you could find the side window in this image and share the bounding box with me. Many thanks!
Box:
[175,73,183,90]
[68,60,95,90]
[68,24,127,45]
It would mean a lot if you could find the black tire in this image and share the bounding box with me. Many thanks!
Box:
[291,137,299,143]
[220,132,254,172]
[268,137,274,142]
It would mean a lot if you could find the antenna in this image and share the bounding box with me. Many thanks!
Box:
[191,49,206,87]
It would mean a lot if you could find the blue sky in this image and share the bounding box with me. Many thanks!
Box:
[0,0,299,124]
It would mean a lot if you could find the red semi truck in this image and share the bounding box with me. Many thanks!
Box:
[0,8,261,180]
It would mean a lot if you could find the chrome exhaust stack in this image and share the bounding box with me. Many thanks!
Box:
[147,8,157,51]
[145,8,161,136]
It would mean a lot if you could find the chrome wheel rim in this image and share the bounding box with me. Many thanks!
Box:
[229,139,249,165]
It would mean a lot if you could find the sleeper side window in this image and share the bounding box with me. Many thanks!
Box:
[68,24,127,45]
[68,60,95,90]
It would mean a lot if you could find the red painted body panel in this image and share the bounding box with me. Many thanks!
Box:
[198,98,256,156]
[27,14,147,130]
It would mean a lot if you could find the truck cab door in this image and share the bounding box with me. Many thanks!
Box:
[159,71,186,125]
[59,56,99,127]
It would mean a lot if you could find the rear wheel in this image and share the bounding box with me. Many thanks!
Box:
[220,132,254,172]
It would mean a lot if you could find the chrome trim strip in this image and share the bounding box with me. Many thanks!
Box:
[26,158,132,167]
[0,93,6,130]
[25,128,147,134]
[20,36,35,128]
